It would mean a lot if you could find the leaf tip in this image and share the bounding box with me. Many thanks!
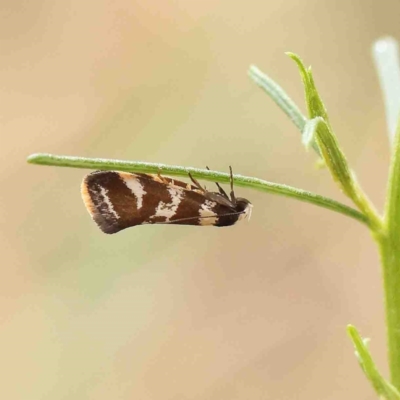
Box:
[27,153,40,164]
[247,64,259,77]
[286,52,303,64]
[285,51,296,58]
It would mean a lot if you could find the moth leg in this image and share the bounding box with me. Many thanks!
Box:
[206,166,229,199]
[157,170,173,186]
[157,170,165,183]
[229,166,236,204]
[188,172,207,193]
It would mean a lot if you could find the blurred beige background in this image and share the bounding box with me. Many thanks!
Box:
[1,1,397,399]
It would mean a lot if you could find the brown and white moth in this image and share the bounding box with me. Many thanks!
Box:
[81,167,252,234]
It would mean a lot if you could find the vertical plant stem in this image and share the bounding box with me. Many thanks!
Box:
[371,36,400,389]
[381,117,400,388]
[378,234,400,387]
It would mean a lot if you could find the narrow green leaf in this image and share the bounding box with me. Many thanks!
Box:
[286,52,330,124]
[372,37,400,144]
[307,68,331,125]
[303,117,382,230]
[288,53,382,231]
[285,52,311,105]
[27,153,370,227]
[248,64,320,155]
[347,325,400,400]
[303,117,350,186]
[248,65,307,131]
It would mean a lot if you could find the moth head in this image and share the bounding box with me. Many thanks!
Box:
[235,197,253,221]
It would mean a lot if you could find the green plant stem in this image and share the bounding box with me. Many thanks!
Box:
[381,118,400,387]
[27,152,369,226]
[251,51,399,395]
[377,235,400,388]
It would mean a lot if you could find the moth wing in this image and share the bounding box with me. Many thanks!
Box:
[82,171,234,233]
[144,175,240,226]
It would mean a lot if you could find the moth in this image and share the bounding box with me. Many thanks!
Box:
[81,167,252,234]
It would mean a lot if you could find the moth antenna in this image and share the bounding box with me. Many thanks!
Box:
[229,166,236,204]
[216,183,228,198]
[160,210,247,225]
[206,166,229,199]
